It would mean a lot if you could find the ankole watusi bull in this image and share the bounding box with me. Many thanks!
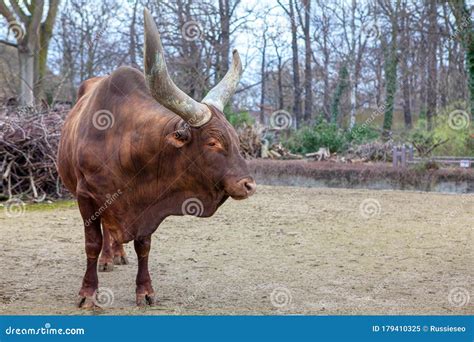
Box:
[57,9,256,308]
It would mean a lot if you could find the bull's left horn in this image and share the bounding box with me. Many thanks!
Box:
[201,49,243,112]
[143,9,211,127]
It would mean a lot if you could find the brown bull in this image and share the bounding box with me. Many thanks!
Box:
[57,9,256,308]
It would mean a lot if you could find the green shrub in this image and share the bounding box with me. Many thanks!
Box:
[224,106,254,128]
[409,103,472,157]
[284,119,381,154]
[347,123,380,145]
[284,121,348,154]
[431,105,473,156]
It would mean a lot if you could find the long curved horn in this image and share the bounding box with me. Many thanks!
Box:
[143,9,211,127]
[201,49,243,112]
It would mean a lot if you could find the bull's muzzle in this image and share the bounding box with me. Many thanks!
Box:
[233,177,256,200]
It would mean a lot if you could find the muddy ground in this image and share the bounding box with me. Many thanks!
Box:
[0,186,472,315]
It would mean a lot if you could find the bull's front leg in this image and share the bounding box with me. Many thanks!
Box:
[77,195,103,309]
[134,235,155,307]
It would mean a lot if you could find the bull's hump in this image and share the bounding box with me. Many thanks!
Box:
[107,66,150,98]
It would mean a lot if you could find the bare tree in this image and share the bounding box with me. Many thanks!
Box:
[0,0,60,105]
[278,0,302,127]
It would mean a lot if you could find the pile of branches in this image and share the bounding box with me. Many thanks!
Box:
[0,106,69,201]
[237,124,263,159]
[265,142,303,160]
[346,141,394,162]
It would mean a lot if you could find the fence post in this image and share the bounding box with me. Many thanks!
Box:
[401,144,406,167]
[408,144,414,161]
[392,146,398,168]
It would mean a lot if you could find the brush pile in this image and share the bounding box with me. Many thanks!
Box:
[0,106,69,200]
[237,124,262,159]
[346,141,394,162]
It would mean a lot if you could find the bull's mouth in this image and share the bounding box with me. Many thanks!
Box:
[229,193,250,200]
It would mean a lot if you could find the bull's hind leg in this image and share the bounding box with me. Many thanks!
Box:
[113,240,129,265]
[77,195,103,309]
[99,226,129,271]
[134,235,155,307]
[98,226,114,272]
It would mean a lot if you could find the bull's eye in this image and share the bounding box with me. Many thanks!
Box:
[206,140,223,150]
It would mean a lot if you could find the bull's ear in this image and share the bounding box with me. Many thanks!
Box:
[165,130,190,148]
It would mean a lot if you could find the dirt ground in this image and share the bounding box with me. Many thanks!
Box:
[0,185,472,315]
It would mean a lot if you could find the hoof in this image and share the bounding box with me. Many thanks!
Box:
[98,262,114,272]
[77,296,102,310]
[113,255,129,265]
[136,293,155,307]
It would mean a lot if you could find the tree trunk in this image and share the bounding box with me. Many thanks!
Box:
[331,63,349,125]
[218,0,231,80]
[277,55,284,110]
[400,3,412,129]
[449,0,474,119]
[303,0,312,123]
[349,0,357,130]
[382,2,400,138]
[18,49,35,106]
[426,0,438,131]
[259,28,267,124]
[322,26,330,121]
[289,0,302,127]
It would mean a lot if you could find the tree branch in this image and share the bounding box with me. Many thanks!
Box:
[0,39,18,48]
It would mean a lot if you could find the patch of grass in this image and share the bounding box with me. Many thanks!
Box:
[25,200,77,212]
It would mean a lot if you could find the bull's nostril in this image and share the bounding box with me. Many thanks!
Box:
[243,180,256,194]
[244,182,252,191]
